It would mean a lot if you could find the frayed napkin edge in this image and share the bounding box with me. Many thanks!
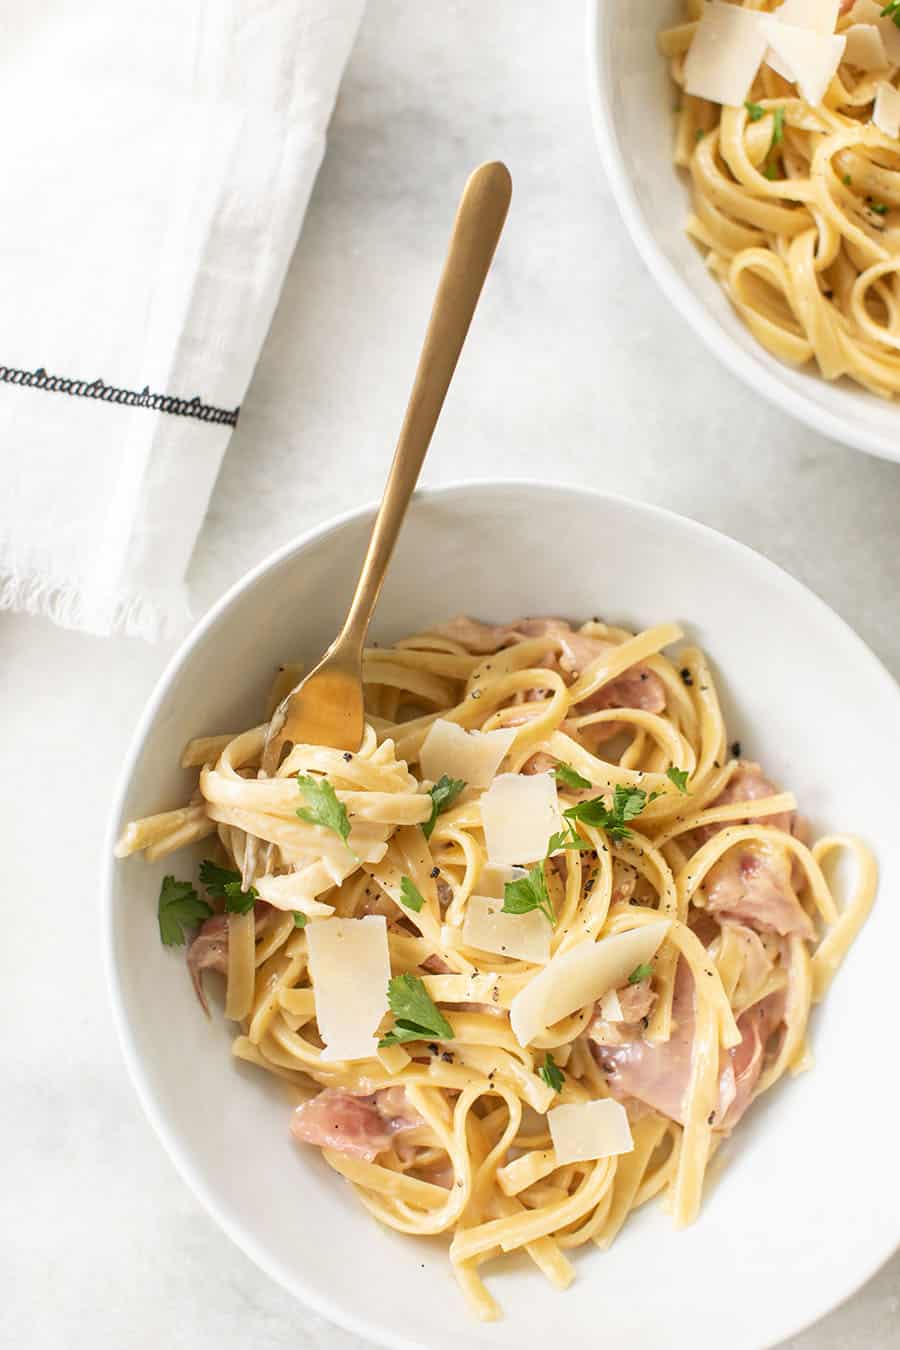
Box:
[0,562,192,642]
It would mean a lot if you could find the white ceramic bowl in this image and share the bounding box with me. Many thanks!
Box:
[104,482,900,1350]
[587,2,900,463]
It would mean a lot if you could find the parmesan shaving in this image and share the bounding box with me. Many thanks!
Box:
[306,915,390,1062]
[463,894,551,964]
[874,80,900,137]
[844,24,888,70]
[474,861,526,900]
[850,1,900,65]
[509,920,671,1047]
[772,0,839,35]
[764,23,846,104]
[419,719,517,789]
[480,772,563,866]
[598,987,624,1022]
[683,3,770,107]
[548,1099,634,1165]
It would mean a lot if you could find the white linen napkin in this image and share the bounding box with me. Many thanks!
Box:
[0,0,364,640]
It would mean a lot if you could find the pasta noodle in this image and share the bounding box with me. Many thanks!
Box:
[116,614,875,1319]
[661,0,900,398]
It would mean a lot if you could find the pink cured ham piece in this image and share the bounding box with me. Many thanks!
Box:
[187,903,274,1014]
[291,1087,421,1162]
[699,763,814,940]
[704,841,815,940]
[431,615,666,743]
[698,762,793,843]
[595,962,786,1129]
[616,978,656,1023]
[719,991,786,1130]
[596,961,696,1122]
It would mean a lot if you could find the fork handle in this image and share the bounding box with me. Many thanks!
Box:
[336,161,512,654]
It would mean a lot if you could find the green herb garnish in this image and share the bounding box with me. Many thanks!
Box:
[666,767,690,795]
[292,911,307,928]
[843,173,852,187]
[770,106,785,149]
[399,876,425,913]
[628,962,654,985]
[423,774,466,840]
[881,1,900,28]
[869,199,889,215]
[502,825,590,926]
[564,783,657,841]
[157,875,212,947]
[198,859,258,914]
[379,973,454,1047]
[695,128,705,142]
[296,773,352,846]
[554,762,592,791]
[502,861,556,925]
[537,1052,565,1094]
[547,820,592,854]
[745,101,765,122]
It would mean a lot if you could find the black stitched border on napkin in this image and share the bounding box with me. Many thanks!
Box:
[0,364,239,426]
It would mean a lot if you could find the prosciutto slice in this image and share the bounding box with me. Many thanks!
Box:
[431,615,666,742]
[187,903,274,1014]
[291,1087,421,1162]
[704,841,815,940]
[699,762,814,940]
[595,961,696,1122]
[594,962,785,1130]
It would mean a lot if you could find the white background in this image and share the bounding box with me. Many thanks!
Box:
[3,2,899,1346]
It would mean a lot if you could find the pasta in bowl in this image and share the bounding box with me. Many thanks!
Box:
[588,1,900,460]
[116,612,873,1322]
[105,482,900,1350]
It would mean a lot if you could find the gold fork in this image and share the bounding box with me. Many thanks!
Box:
[242,161,511,884]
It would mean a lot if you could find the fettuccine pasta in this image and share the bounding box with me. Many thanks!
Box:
[661,0,900,397]
[116,614,875,1320]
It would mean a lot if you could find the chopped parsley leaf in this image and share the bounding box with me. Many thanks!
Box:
[564,783,655,841]
[537,1053,565,1094]
[423,774,466,840]
[157,875,212,947]
[379,973,453,1047]
[554,762,592,791]
[745,101,765,122]
[296,774,352,846]
[628,962,654,985]
[399,876,425,913]
[503,860,556,925]
[198,860,258,915]
[666,766,690,795]
[292,911,307,928]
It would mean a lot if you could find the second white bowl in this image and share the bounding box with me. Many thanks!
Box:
[586,0,900,463]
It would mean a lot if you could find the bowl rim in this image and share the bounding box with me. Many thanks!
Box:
[101,477,900,1350]
[584,0,900,467]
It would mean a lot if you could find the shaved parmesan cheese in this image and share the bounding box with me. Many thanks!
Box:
[765,24,846,103]
[474,862,526,899]
[874,80,900,136]
[598,987,623,1022]
[844,24,888,70]
[548,1099,634,1165]
[683,3,770,107]
[772,0,839,35]
[419,719,517,790]
[463,894,551,964]
[480,773,563,866]
[509,920,670,1047]
[306,915,390,1062]
[850,1,900,64]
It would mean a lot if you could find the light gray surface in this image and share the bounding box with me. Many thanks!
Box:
[2,2,898,1347]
